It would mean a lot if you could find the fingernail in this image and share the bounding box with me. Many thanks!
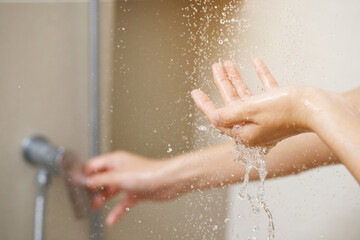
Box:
[106,216,114,226]
[83,177,93,187]
[75,175,88,186]
[190,89,197,98]
[224,60,233,67]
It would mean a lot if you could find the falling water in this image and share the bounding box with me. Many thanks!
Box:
[234,142,275,240]
[182,0,275,238]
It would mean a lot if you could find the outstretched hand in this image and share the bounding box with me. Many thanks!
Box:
[191,58,311,147]
[84,151,182,226]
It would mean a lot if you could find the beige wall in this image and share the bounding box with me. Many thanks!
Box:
[2,1,359,240]
[100,1,228,239]
[226,1,360,240]
[0,1,228,240]
[0,2,90,240]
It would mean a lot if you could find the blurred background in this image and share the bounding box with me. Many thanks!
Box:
[0,0,359,240]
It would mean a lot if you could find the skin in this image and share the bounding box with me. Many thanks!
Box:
[192,58,360,181]
[85,59,360,226]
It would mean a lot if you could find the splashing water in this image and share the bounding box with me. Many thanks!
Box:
[181,1,275,238]
[234,141,275,240]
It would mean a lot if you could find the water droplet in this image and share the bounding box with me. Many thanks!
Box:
[197,125,207,131]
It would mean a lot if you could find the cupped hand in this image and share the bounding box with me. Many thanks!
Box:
[191,58,312,147]
[84,151,180,226]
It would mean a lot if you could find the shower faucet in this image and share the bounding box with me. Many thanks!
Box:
[22,135,91,240]
[22,136,63,174]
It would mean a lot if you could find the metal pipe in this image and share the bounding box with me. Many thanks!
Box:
[89,0,102,239]
[34,168,50,240]
[23,136,93,240]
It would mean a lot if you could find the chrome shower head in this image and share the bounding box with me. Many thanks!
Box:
[22,135,91,219]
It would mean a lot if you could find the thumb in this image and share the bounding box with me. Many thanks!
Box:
[217,103,250,127]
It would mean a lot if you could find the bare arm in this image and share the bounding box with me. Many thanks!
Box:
[85,57,360,225]
[165,132,336,190]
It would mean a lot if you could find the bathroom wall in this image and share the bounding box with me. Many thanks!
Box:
[100,1,228,239]
[0,1,229,239]
[2,1,359,240]
[0,2,90,240]
[225,1,360,240]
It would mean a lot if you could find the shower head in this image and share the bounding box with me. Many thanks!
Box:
[22,135,92,219]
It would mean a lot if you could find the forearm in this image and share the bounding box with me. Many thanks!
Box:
[164,134,337,192]
[164,87,360,190]
[265,132,338,178]
[308,94,360,183]
[165,142,242,191]
[266,88,359,180]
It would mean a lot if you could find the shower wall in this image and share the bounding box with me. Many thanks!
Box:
[0,1,229,239]
[3,1,358,240]
[226,1,360,240]
[100,1,228,239]
[0,2,89,240]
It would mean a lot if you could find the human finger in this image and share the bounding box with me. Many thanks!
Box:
[106,194,139,226]
[191,89,218,124]
[216,103,252,127]
[84,154,116,176]
[253,58,279,91]
[212,63,239,104]
[223,60,252,98]
[92,187,120,211]
[86,172,122,189]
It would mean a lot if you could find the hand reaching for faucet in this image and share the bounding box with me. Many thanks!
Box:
[84,151,191,226]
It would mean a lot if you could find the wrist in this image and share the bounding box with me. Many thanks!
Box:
[162,153,206,193]
[154,156,195,193]
[294,87,327,132]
